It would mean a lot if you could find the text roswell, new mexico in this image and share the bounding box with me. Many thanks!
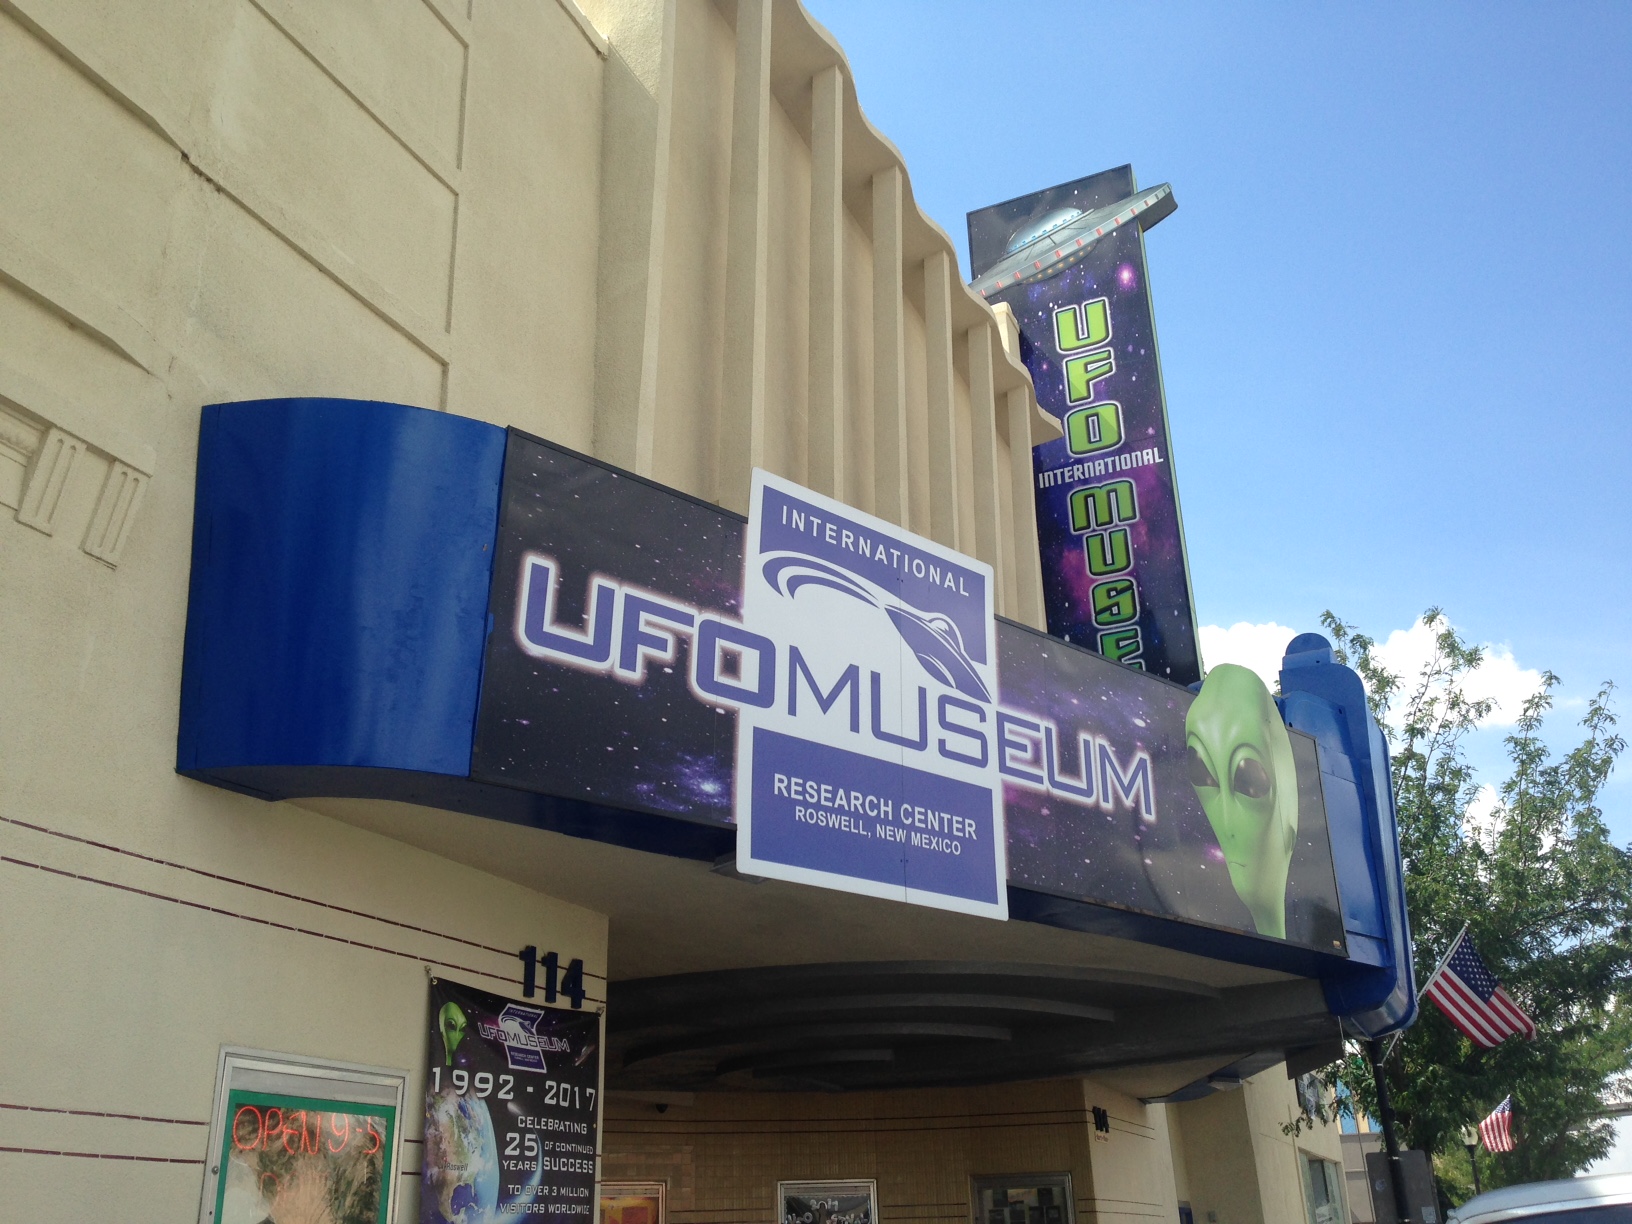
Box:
[775,771,981,850]
[749,726,997,896]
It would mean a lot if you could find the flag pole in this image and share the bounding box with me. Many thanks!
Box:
[1424,922,1471,993]
[1368,1036,1415,1224]
[1384,921,1470,1066]
[1366,924,1468,1224]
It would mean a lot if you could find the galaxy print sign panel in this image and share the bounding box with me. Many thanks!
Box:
[998,626,1345,951]
[469,431,1340,945]
[471,431,742,823]
[968,165,1201,685]
[732,470,1007,919]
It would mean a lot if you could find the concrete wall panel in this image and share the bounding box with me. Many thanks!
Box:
[842,208,874,515]
[268,0,467,166]
[903,297,929,536]
[186,184,445,406]
[449,0,604,441]
[0,285,164,440]
[764,95,810,485]
[205,1,457,326]
[954,366,977,555]
[1085,1079,1182,1224]
[651,0,731,497]
[0,10,182,331]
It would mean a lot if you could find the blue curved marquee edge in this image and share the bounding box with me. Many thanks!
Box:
[177,398,1415,1036]
[179,398,505,777]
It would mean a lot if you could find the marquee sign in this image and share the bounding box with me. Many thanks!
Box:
[467,428,1340,943]
[180,399,1360,960]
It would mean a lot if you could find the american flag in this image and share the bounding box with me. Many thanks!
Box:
[1480,1095,1516,1152]
[1422,929,1537,1047]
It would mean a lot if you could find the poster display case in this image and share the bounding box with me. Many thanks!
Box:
[197,1046,408,1224]
[781,1180,878,1224]
[971,1173,1075,1224]
[603,1181,667,1224]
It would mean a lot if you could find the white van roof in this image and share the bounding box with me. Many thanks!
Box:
[1449,1173,1632,1224]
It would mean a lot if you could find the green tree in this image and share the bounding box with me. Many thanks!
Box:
[1299,610,1630,1196]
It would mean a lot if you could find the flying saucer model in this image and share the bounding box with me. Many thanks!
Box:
[970,183,1176,299]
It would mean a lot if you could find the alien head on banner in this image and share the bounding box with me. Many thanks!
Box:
[1184,664,1299,938]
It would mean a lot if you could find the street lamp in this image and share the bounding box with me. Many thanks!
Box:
[1461,1126,1482,1198]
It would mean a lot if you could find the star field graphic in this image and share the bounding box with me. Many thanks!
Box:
[468,431,1342,948]
[968,166,1201,685]
[470,433,743,826]
[999,623,1345,950]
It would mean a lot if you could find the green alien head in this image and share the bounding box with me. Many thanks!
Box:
[438,1002,468,1067]
[1185,663,1299,939]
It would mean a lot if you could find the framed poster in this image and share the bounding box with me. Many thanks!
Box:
[198,1047,408,1224]
[971,1174,1075,1224]
[602,1181,667,1224]
[780,1180,878,1224]
[422,977,603,1224]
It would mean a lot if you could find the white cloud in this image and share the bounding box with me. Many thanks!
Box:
[1198,616,1542,727]
[1198,621,1300,690]
[1370,620,1543,727]
[1463,783,1503,843]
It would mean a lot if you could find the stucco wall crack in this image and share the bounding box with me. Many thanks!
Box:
[0,222,169,377]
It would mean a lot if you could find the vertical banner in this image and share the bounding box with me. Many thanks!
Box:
[968,165,1202,685]
[422,978,601,1224]
[733,470,1008,919]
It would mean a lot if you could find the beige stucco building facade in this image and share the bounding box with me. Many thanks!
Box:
[0,1,1348,1221]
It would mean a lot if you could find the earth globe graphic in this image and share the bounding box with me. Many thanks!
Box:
[422,1088,500,1223]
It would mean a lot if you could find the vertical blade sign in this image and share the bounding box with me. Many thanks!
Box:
[968,165,1201,684]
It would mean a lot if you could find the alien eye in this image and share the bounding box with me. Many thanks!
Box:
[1233,757,1272,800]
[1186,746,1219,789]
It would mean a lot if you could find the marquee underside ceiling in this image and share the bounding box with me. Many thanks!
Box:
[305,795,1342,1094]
[607,961,1337,1094]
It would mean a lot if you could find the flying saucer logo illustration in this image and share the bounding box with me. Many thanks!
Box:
[760,553,991,704]
[970,182,1174,298]
[475,1003,570,1073]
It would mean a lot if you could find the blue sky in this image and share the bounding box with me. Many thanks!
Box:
[804,0,1632,838]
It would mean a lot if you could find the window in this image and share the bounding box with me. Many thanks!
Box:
[1303,1154,1346,1224]
[1335,1082,1374,1135]
[1297,1074,1324,1118]
[971,1175,1075,1224]
[198,1046,408,1224]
